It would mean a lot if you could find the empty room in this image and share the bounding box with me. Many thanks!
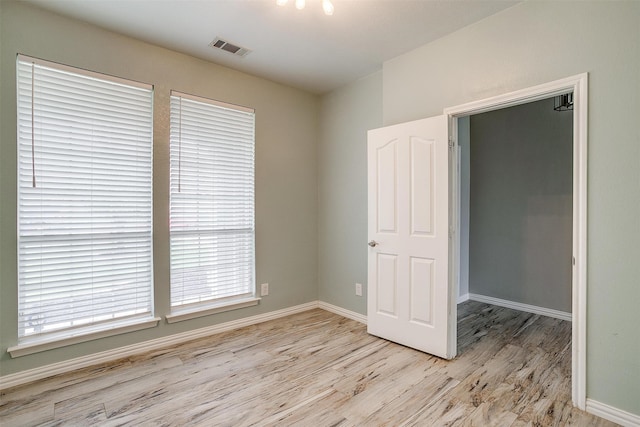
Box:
[1,1,638,426]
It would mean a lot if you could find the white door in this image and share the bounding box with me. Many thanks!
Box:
[367,115,455,359]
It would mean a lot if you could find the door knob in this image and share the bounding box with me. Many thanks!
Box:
[368,240,378,247]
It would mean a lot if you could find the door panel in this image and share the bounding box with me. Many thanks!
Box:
[409,256,434,326]
[376,253,398,317]
[410,137,434,236]
[376,140,398,233]
[367,115,454,359]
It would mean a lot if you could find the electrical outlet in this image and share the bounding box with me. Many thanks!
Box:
[355,283,363,297]
[260,283,269,296]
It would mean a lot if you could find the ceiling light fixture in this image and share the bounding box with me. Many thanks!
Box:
[322,0,334,15]
[277,0,334,16]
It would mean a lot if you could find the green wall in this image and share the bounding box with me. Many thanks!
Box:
[317,72,382,314]
[0,1,319,376]
[383,0,640,415]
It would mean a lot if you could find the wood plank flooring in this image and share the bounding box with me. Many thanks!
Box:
[0,301,618,426]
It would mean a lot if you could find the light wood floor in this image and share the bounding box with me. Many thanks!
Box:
[1,301,617,426]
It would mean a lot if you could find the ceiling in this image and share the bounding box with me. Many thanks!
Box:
[25,0,521,94]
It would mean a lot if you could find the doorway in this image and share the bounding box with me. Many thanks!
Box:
[458,97,573,315]
[444,73,588,408]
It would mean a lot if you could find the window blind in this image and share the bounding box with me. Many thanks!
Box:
[169,91,255,309]
[16,55,154,340]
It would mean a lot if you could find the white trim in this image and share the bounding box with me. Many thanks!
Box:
[572,72,589,410]
[443,74,587,117]
[165,298,261,324]
[0,302,318,391]
[457,293,470,304]
[468,293,572,322]
[444,73,588,409]
[586,399,640,427]
[7,317,161,358]
[318,301,367,324]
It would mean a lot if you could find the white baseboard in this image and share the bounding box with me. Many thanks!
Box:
[318,301,367,324]
[457,293,470,304]
[0,301,319,391]
[468,293,572,322]
[587,399,640,427]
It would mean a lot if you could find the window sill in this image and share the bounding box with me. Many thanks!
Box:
[165,297,261,324]
[7,316,161,358]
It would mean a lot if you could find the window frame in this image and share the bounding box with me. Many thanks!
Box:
[167,90,258,322]
[9,55,159,356]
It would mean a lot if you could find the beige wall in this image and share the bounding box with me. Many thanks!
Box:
[0,1,319,376]
[383,0,640,415]
[318,72,382,313]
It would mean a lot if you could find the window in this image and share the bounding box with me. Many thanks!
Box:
[169,92,255,314]
[16,55,154,343]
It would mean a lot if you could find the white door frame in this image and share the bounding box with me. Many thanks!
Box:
[443,73,588,409]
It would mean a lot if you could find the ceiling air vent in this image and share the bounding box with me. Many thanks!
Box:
[208,37,251,58]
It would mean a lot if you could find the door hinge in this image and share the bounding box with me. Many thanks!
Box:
[448,139,455,149]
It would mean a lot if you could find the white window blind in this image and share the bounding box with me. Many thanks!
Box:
[169,91,255,309]
[16,55,154,340]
